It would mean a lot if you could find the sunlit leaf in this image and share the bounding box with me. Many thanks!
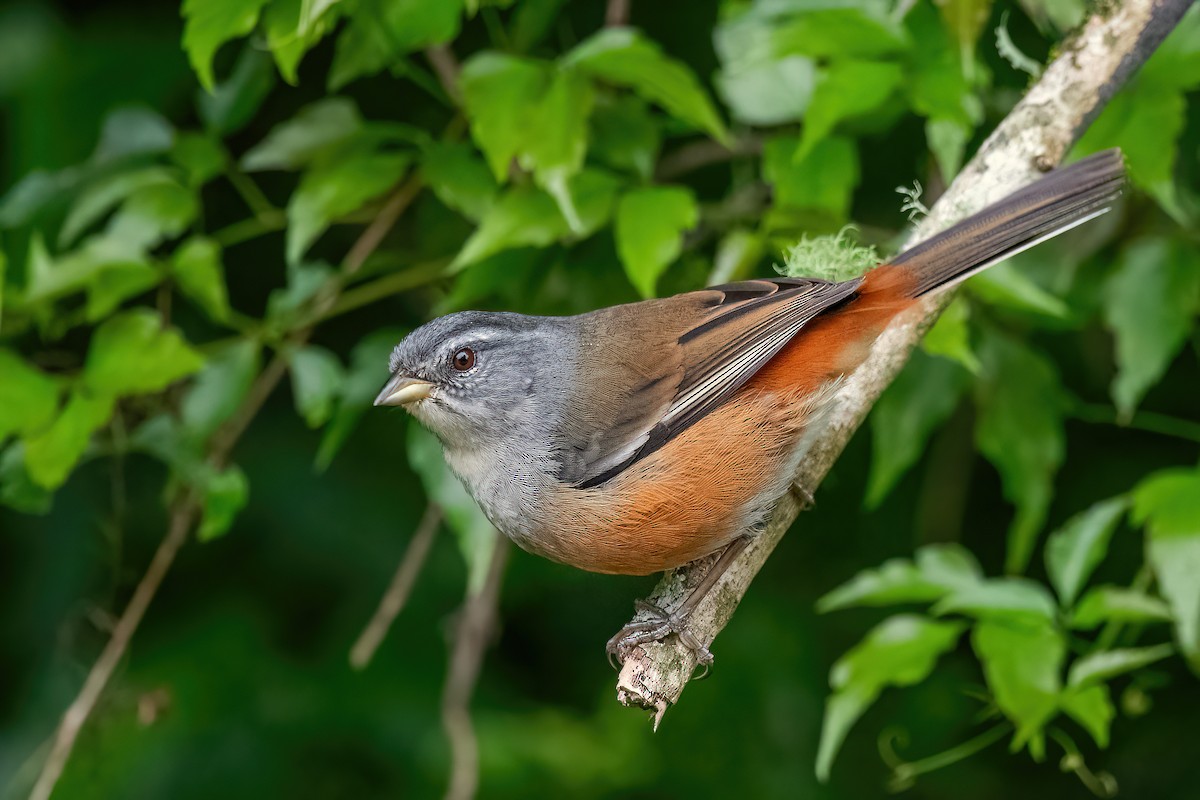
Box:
[921,296,979,373]
[460,53,550,180]
[83,310,205,396]
[106,181,199,252]
[934,578,1058,622]
[172,133,227,187]
[59,166,177,248]
[286,144,412,263]
[763,135,860,218]
[564,28,728,143]
[1102,238,1200,420]
[23,391,115,489]
[972,617,1064,748]
[816,615,963,781]
[1044,496,1129,607]
[916,543,985,589]
[422,141,499,222]
[614,186,697,298]
[288,345,345,428]
[1067,644,1175,688]
[1060,684,1114,748]
[967,261,1070,319]
[795,60,903,162]
[196,45,276,136]
[172,237,230,322]
[452,185,567,270]
[316,328,405,470]
[182,0,271,91]
[242,97,363,171]
[328,0,463,90]
[0,350,59,442]
[1070,586,1173,630]
[866,350,967,508]
[974,326,1065,574]
[181,339,261,442]
[263,0,345,84]
[1132,468,1200,669]
[589,94,660,181]
[197,464,249,541]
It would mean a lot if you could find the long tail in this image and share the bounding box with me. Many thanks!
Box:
[883,149,1125,297]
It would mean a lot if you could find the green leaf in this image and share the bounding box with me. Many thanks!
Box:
[717,56,815,127]
[1060,685,1114,749]
[921,296,980,373]
[972,618,1064,747]
[866,350,967,508]
[288,345,345,428]
[267,262,335,326]
[172,133,227,188]
[328,0,463,90]
[1070,586,1174,630]
[84,262,161,322]
[422,141,499,222]
[967,261,1070,320]
[818,542,984,613]
[460,53,551,181]
[198,464,249,541]
[182,0,271,92]
[196,45,276,136]
[1132,468,1200,668]
[1044,496,1129,607]
[795,60,903,162]
[0,445,52,514]
[242,98,362,171]
[59,166,177,248]
[926,117,971,184]
[614,186,697,298]
[172,237,230,322]
[1102,238,1200,420]
[936,0,993,52]
[83,310,206,396]
[286,144,412,264]
[93,107,176,163]
[564,28,728,143]
[974,327,1065,574]
[816,615,963,781]
[0,350,59,442]
[262,0,344,84]
[763,136,860,218]
[316,328,405,470]
[181,340,261,442]
[452,185,567,271]
[106,181,200,252]
[935,578,1058,622]
[709,229,766,285]
[23,391,115,489]
[1067,644,1175,689]
[589,94,660,180]
[521,69,595,231]
[407,424,496,593]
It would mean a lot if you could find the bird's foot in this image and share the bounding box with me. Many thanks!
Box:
[606,599,713,674]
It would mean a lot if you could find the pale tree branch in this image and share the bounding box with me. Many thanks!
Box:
[606,0,631,27]
[350,504,445,670]
[443,534,511,800]
[614,0,1193,720]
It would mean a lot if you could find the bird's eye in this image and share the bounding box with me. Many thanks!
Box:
[451,347,475,371]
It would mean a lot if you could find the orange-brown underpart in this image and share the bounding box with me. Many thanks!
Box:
[537,265,920,575]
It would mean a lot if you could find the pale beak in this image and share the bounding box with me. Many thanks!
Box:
[374,374,435,407]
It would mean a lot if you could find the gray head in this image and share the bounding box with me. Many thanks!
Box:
[375,311,574,453]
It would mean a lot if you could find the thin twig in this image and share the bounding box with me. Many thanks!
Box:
[28,496,200,800]
[442,534,510,800]
[350,505,445,670]
[606,0,631,27]
[655,136,763,181]
[424,44,462,106]
[341,175,426,279]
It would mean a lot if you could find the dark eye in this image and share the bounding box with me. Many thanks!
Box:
[451,347,475,371]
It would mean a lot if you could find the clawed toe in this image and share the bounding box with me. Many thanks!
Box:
[605,600,713,671]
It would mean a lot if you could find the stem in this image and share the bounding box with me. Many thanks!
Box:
[887,723,1010,790]
[225,168,277,219]
[1070,402,1200,445]
[350,505,444,670]
[211,214,286,248]
[314,259,450,325]
[443,534,510,800]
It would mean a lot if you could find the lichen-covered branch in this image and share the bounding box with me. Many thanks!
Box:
[615,0,1193,720]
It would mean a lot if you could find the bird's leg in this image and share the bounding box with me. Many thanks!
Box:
[606,537,751,671]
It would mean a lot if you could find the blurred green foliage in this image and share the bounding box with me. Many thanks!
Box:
[2,0,1199,797]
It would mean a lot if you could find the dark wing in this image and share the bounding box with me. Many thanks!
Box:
[564,276,863,488]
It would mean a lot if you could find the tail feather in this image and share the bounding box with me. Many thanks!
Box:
[887,149,1125,297]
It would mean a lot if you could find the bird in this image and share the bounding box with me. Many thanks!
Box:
[375,149,1125,663]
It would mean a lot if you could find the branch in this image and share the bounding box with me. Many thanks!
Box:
[606,0,631,27]
[443,534,510,800]
[350,504,444,669]
[614,0,1192,720]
